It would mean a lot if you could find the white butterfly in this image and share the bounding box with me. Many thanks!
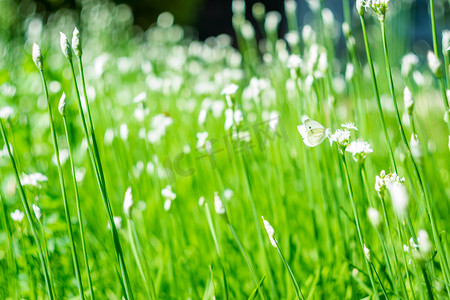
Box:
[297,119,330,147]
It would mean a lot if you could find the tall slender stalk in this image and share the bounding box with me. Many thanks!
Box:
[39,70,84,299]
[62,114,95,299]
[340,153,379,299]
[359,15,397,173]
[0,119,54,299]
[379,20,450,286]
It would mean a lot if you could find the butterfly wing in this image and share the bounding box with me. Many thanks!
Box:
[306,128,328,146]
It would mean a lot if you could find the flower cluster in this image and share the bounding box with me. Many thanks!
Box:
[367,0,389,21]
[161,185,176,211]
[375,170,405,197]
[329,123,359,151]
[346,140,373,163]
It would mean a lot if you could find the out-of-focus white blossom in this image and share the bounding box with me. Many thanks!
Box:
[261,216,276,247]
[11,209,25,222]
[346,140,373,163]
[123,187,133,217]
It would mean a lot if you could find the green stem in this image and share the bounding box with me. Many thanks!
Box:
[380,20,450,287]
[39,70,84,299]
[0,119,54,300]
[359,15,397,173]
[62,116,95,299]
[274,239,305,300]
[341,153,379,299]
[67,58,134,300]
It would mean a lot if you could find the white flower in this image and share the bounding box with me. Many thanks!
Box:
[223,188,234,200]
[367,207,381,228]
[52,149,69,166]
[367,0,389,21]
[59,92,67,115]
[32,43,43,70]
[133,92,146,103]
[33,204,41,220]
[196,131,209,150]
[401,53,419,77]
[11,209,24,222]
[356,0,367,16]
[375,170,405,197]
[164,199,172,211]
[21,172,48,188]
[120,124,129,141]
[161,185,176,201]
[221,84,239,96]
[302,25,316,45]
[269,111,279,132]
[104,128,115,145]
[214,192,226,215]
[409,237,419,249]
[341,122,358,131]
[264,11,281,33]
[345,63,355,82]
[198,196,205,207]
[75,167,86,182]
[410,134,422,161]
[123,187,133,217]
[417,229,432,257]
[403,244,410,253]
[387,181,408,217]
[427,51,442,77]
[59,32,72,59]
[261,216,276,247]
[0,106,14,119]
[287,55,302,70]
[224,108,243,130]
[113,216,122,229]
[328,129,351,148]
[364,244,371,262]
[403,87,414,114]
[346,140,373,163]
[72,27,81,56]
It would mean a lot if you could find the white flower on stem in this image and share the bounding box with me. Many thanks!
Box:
[59,92,67,116]
[427,51,442,77]
[410,134,422,161]
[214,192,226,215]
[123,187,133,217]
[161,185,176,200]
[341,122,358,131]
[196,131,209,150]
[52,149,69,166]
[345,63,354,82]
[72,27,82,56]
[387,181,409,218]
[302,25,316,45]
[221,84,239,96]
[417,229,432,257]
[107,216,122,229]
[59,32,72,59]
[287,54,302,70]
[269,111,279,132]
[409,237,419,249]
[223,188,234,200]
[356,0,367,16]
[401,53,419,77]
[261,216,277,248]
[120,124,129,141]
[403,244,410,253]
[367,207,381,228]
[33,204,41,221]
[75,167,86,182]
[11,209,24,222]
[375,170,405,197]
[0,106,14,119]
[21,172,48,188]
[164,199,172,211]
[367,0,389,21]
[32,43,43,70]
[328,129,351,149]
[104,128,115,145]
[264,11,281,33]
[443,30,450,53]
[403,87,414,114]
[198,196,205,207]
[346,140,373,163]
[364,244,372,262]
[231,0,245,15]
[285,31,300,48]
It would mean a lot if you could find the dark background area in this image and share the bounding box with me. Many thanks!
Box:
[29,0,449,42]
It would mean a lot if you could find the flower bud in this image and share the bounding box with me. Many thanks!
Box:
[59,92,67,116]
[32,43,43,70]
[427,51,442,78]
[356,0,366,16]
[60,32,72,59]
[403,86,414,114]
[72,27,82,57]
[364,244,372,262]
